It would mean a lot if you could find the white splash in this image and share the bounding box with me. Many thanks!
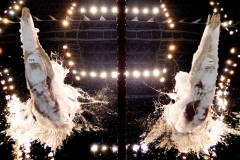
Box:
[6,62,98,151]
[142,14,240,155]
[6,7,104,152]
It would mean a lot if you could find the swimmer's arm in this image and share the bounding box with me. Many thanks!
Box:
[36,39,54,79]
[189,14,220,85]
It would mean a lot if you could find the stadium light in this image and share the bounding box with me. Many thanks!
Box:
[163,68,167,73]
[1,80,5,85]
[3,19,8,23]
[217,90,223,96]
[72,3,76,7]
[230,48,235,53]
[112,7,117,13]
[168,54,172,59]
[161,4,166,8]
[143,70,149,77]
[63,20,68,26]
[4,69,8,73]
[72,70,77,74]
[112,72,118,78]
[170,23,174,28]
[81,72,86,76]
[66,52,71,57]
[80,8,85,13]
[112,146,118,152]
[143,8,148,14]
[19,1,23,4]
[76,76,80,80]
[165,13,169,17]
[153,8,158,14]
[169,45,175,50]
[101,72,107,78]
[68,10,73,14]
[133,145,140,152]
[153,70,160,76]
[227,60,231,64]
[14,5,19,10]
[63,45,68,49]
[160,77,165,82]
[69,61,74,66]
[220,76,225,81]
[91,72,96,77]
[102,146,107,151]
[133,71,140,78]
[133,8,139,14]
[8,77,13,82]
[101,7,107,13]
[90,7,97,13]
[9,10,14,15]
[91,145,98,152]
[222,22,228,27]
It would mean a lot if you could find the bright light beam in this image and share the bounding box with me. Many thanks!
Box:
[101,72,107,78]
[153,70,160,76]
[143,71,149,77]
[143,8,148,14]
[133,71,140,78]
[153,8,158,14]
[101,7,107,13]
[90,7,97,13]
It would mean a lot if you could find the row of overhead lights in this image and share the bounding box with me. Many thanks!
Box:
[90,143,148,153]
[0,1,174,30]
[61,43,175,83]
[91,144,214,159]
[72,70,166,82]
[66,2,174,28]
[63,4,174,84]
[67,3,168,15]
[59,3,172,83]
